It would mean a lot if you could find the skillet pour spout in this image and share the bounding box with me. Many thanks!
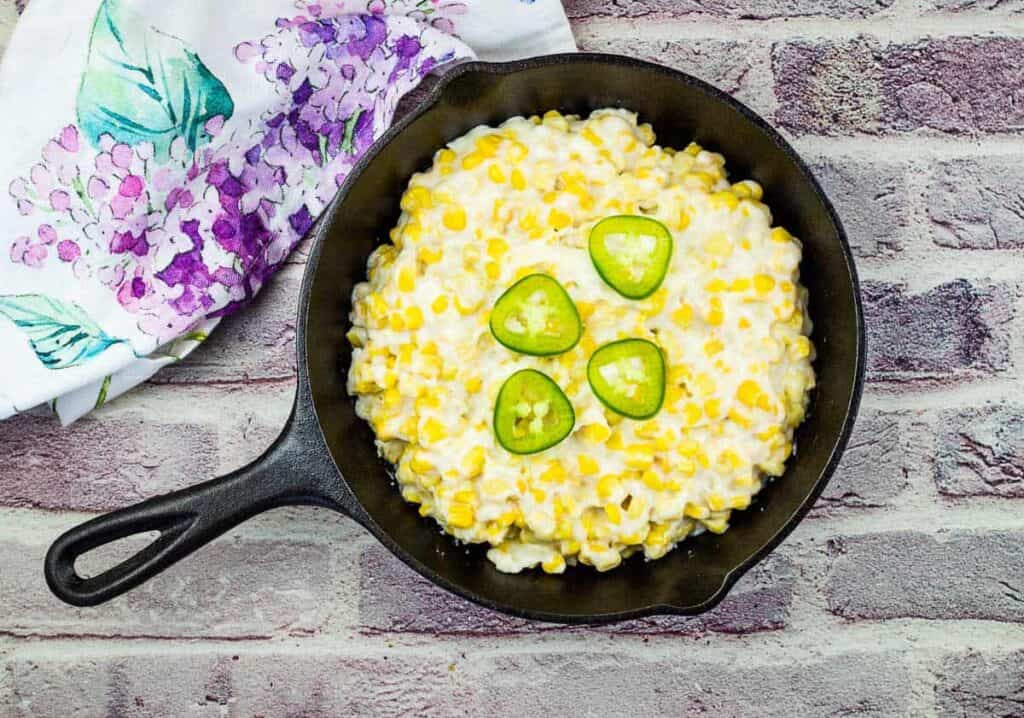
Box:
[46,54,865,624]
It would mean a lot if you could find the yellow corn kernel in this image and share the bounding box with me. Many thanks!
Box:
[448,503,475,529]
[706,493,726,512]
[484,262,501,281]
[431,294,449,314]
[736,379,761,408]
[581,126,604,146]
[540,460,568,484]
[442,206,467,231]
[791,336,812,359]
[677,438,699,457]
[436,148,456,165]
[672,304,694,328]
[476,134,503,156]
[677,457,696,477]
[754,274,776,294]
[634,421,660,439]
[757,425,781,441]
[641,469,663,490]
[510,168,527,190]
[729,278,752,293]
[604,503,623,525]
[461,447,486,478]
[461,152,485,170]
[728,408,752,429]
[625,444,655,470]
[529,487,547,503]
[453,489,477,505]
[685,142,702,156]
[465,376,483,394]
[548,207,572,230]
[729,495,751,510]
[486,237,509,259]
[683,402,703,427]
[703,233,733,257]
[578,455,600,475]
[381,388,402,409]
[388,313,406,332]
[410,451,434,474]
[703,516,729,534]
[711,191,740,211]
[703,398,722,419]
[487,163,507,184]
[675,210,692,232]
[400,186,432,212]
[705,299,725,326]
[770,227,793,243]
[780,280,795,294]
[580,423,612,444]
[542,553,566,574]
[704,339,725,357]
[719,449,745,470]
[418,246,443,265]
[738,317,751,330]
[397,266,416,293]
[638,123,656,146]
[606,430,625,450]
[596,474,619,499]
[422,418,448,444]
[704,278,728,293]
[403,306,423,330]
[733,474,756,489]
[684,502,709,520]
[692,373,716,397]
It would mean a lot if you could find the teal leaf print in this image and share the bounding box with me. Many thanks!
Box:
[0,295,128,370]
[76,0,235,159]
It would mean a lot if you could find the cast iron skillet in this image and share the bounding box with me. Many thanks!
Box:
[45,53,865,623]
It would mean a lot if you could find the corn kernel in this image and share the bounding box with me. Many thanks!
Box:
[388,313,406,332]
[738,317,751,330]
[754,274,776,294]
[672,304,694,328]
[540,460,568,484]
[704,339,725,357]
[461,152,485,170]
[703,516,729,534]
[485,261,501,280]
[683,402,703,426]
[684,502,709,519]
[791,336,812,359]
[397,266,416,293]
[728,408,752,429]
[729,495,751,510]
[703,398,722,419]
[486,237,509,259]
[703,233,733,257]
[548,207,572,230]
[510,168,527,190]
[677,458,696,477]
[736,379,761,408]
[422,418,448,444]
[542,553,566,574]
[578,455,600,475]
[431,294,449,314]
[400,186,432,212]
[448,503,475,528]
[596,474,619,499]
[443,206,467,231]
[625,444,655,470]
[604,503,623,524]
[770,227,792,243]
[403,306,423,330]
[580,423,612,444]
[642,469,663,490]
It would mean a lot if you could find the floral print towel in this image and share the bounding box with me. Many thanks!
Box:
[0,0,575,424]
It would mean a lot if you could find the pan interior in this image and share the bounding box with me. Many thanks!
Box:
[303,56,861,620]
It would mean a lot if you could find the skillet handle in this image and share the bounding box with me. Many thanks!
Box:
[45,393,354,607]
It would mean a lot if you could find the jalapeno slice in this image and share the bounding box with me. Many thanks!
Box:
[489,273,582,356]
[494,369,575,454]
[588,215,673,299]
[587,339,666,420]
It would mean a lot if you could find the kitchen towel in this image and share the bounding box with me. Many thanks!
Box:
[0,0,575,423]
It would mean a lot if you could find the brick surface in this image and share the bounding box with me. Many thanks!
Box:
[0,533,339,639]
[935,649,1024,718]
[927,157,1024,250]
[7,651,463,718]
[564,0,895,19]
[774,37,1024,136]
[862,280,1015,382]
[573,33,767,103]
[468,652,913,717]
[811,409,922,512]
[809,157,912,258]
[825,531,1024,622]
[922,0,1024,10]
[359,544,796,635]
[0,411,218,511]
[936,402,1024,498]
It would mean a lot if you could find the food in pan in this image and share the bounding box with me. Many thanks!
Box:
[347,108,815,574]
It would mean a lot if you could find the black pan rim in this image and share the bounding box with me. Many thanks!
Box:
[298,52,867,625]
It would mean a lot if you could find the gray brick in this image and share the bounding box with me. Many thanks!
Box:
[927,157,1024,249]
[825,530,1024,621]
[564,0,895,19]
[468,652,913,717]
[810,157,911,257]
[0,411,218,511]
[573,34,766,103]
[935,649,1024,718]
[0,533,338,639]
[358,543,795,635]
[936,402,1024,498]
[774,37,1024,136]
[862,280,1014,382]
[7,651,460,718]
[812,410,920,513]
[922,0,1024,10]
